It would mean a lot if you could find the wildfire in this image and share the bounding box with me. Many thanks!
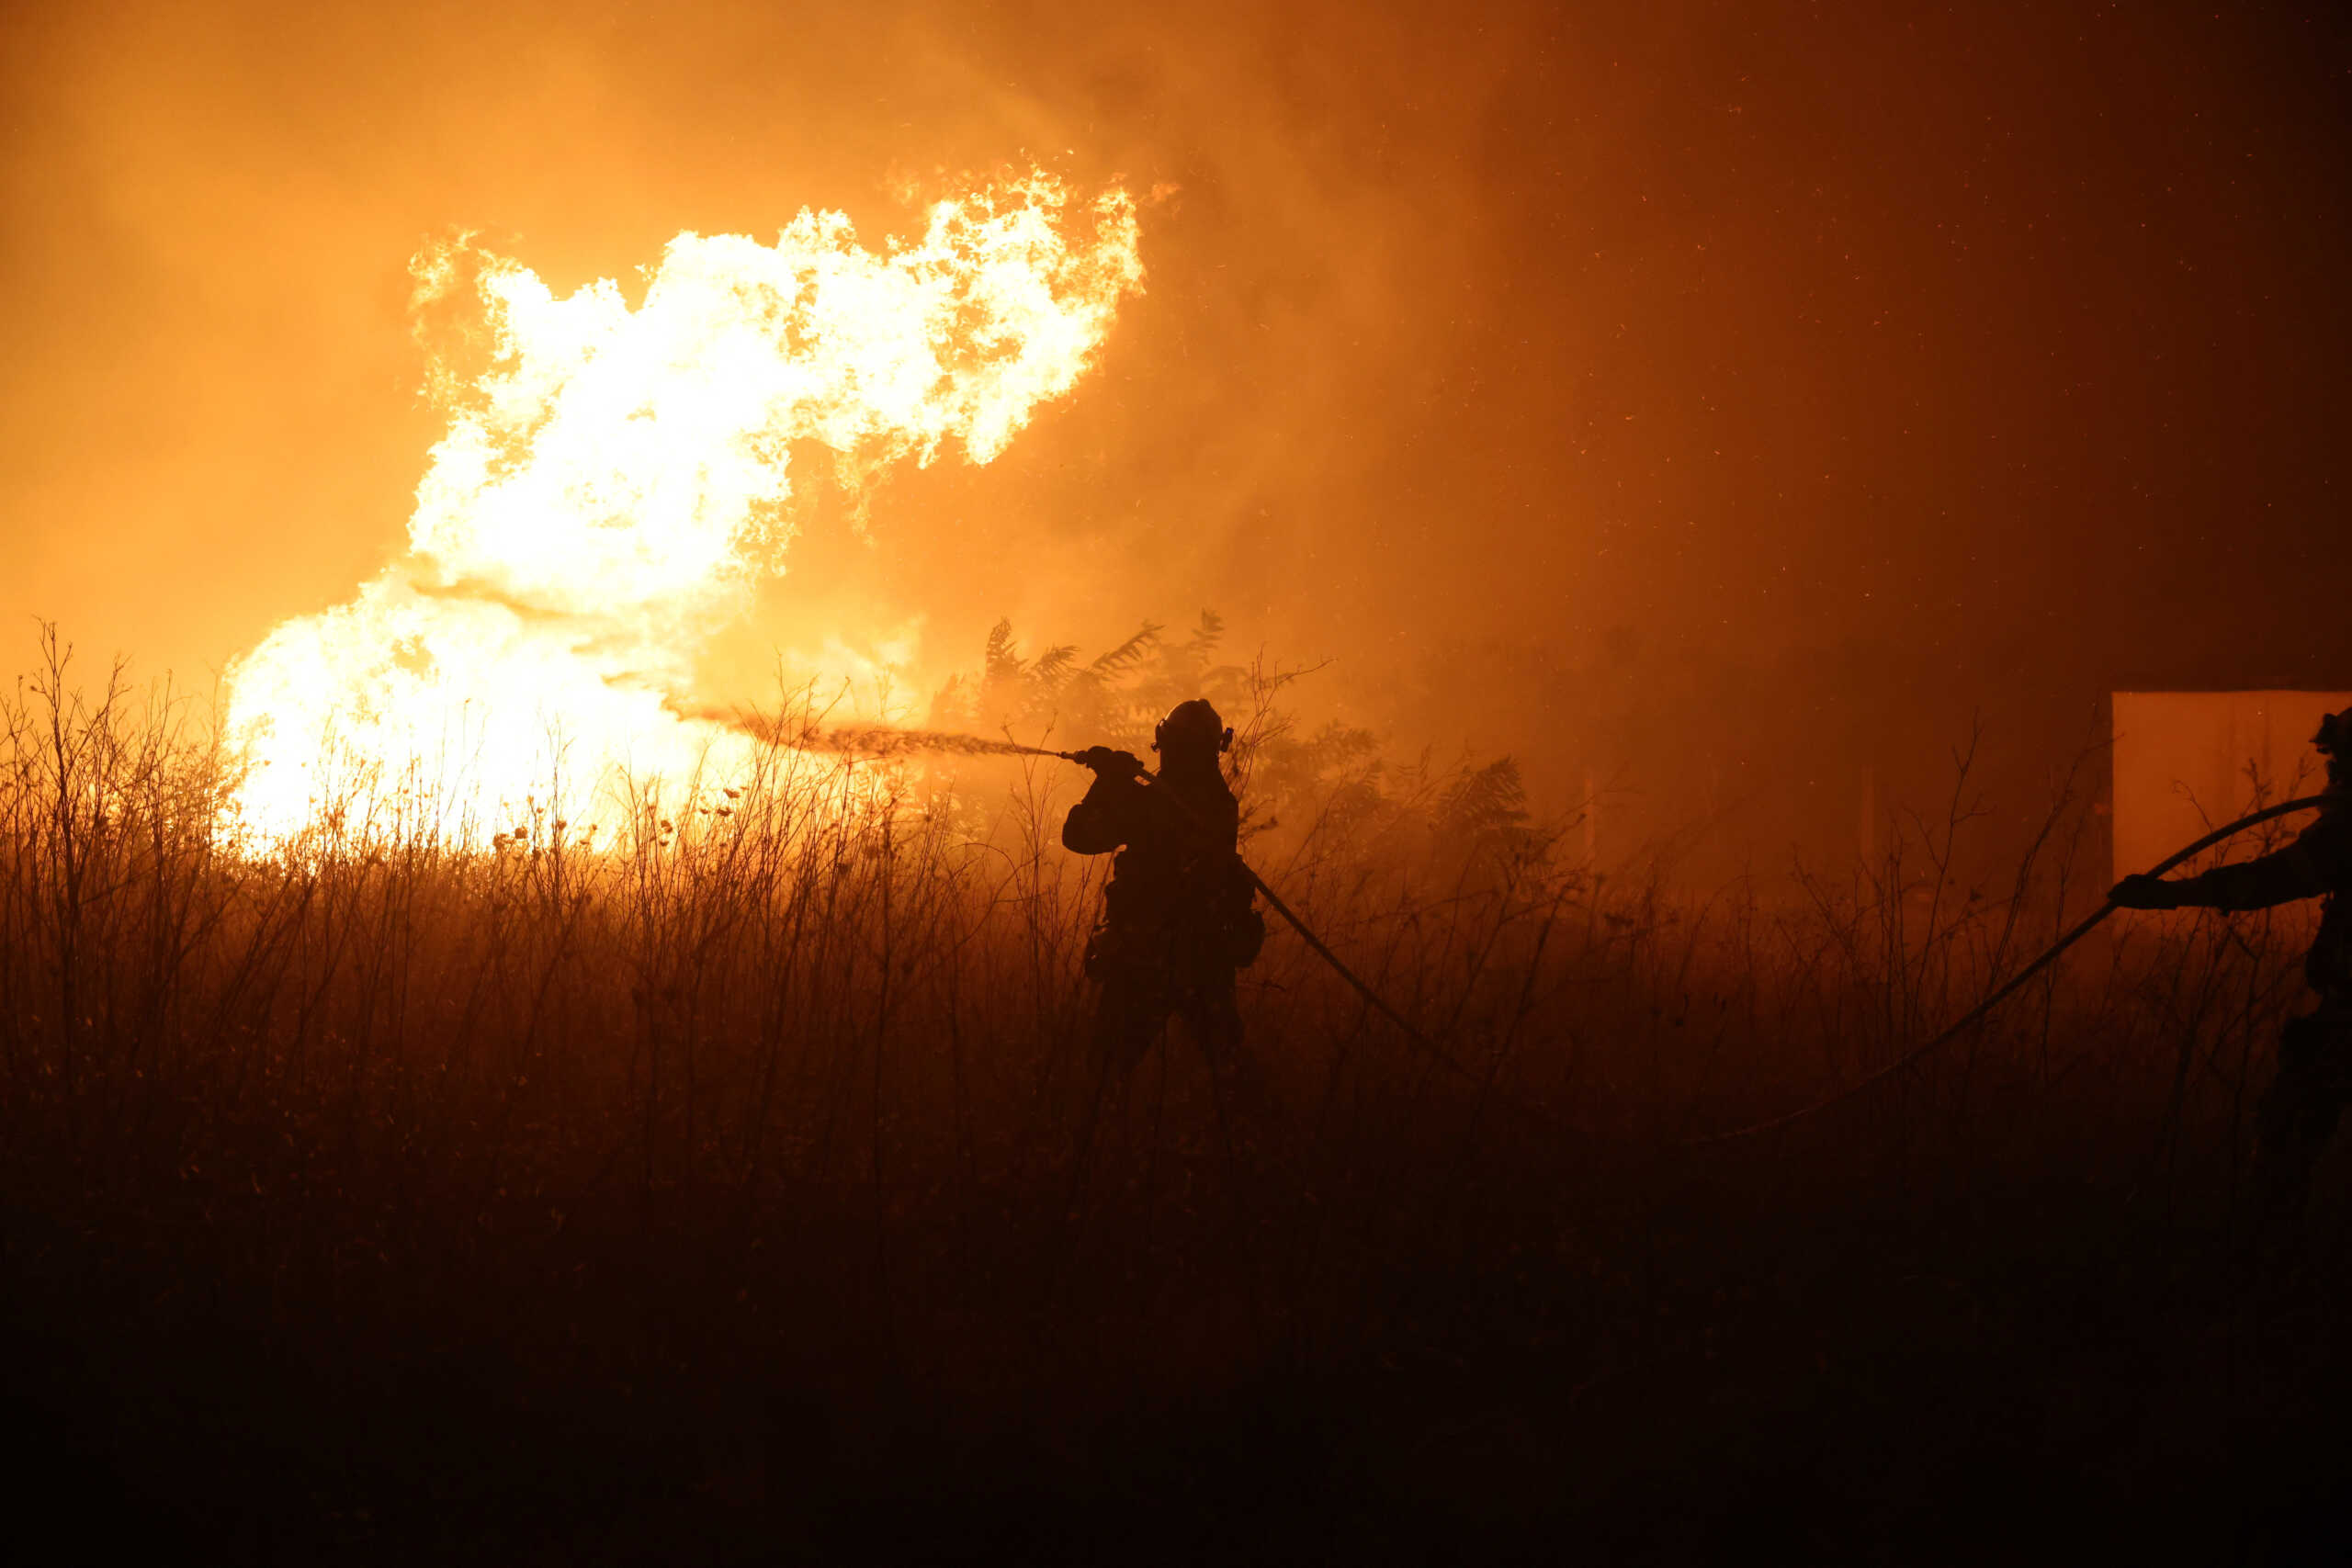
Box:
[221,174,1143,843]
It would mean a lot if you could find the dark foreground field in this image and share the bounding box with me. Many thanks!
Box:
[6,670,2351,1563]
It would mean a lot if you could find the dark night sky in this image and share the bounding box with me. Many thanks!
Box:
[4,0,2348,831]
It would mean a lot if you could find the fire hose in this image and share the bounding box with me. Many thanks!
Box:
[696,714,1485,1084]
[1693,793,2335,1145]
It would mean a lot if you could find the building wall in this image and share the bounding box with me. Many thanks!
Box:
[2110,691,2349,878]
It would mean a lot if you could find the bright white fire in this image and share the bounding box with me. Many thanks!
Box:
[222,174,1143,843]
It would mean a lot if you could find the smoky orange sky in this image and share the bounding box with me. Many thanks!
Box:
[6,0,2349,846]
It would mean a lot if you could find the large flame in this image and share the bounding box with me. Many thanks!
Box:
[221,174,1143,843]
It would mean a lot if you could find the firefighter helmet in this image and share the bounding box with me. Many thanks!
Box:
[2318,708,2350,793]
[2316,709,2350,759]
[1154,698,1232,756]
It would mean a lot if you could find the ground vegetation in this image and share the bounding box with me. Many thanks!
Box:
[4,624,2346,1562]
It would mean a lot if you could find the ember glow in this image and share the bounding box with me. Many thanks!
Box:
[220,174,1143,842]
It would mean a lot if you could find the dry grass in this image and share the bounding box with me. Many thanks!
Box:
[5,626,2348,1562]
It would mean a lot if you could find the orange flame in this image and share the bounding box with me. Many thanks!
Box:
[221,174,1143,842]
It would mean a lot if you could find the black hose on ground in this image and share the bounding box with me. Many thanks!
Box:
[1046,754,2332,1143]
[1690,793,2335,1145]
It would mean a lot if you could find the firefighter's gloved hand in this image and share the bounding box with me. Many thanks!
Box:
[1074,747,1145,780]
[2109,874,2185,910]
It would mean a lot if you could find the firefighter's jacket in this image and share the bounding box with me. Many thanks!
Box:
[1062,765,1260,971]
[2171,798,2352,1000]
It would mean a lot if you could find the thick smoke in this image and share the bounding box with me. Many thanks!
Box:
[6,0,2351,865]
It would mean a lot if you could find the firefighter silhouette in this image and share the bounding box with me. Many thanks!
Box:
[1062,698,1264,1070]
[2111,708,2352,1210]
